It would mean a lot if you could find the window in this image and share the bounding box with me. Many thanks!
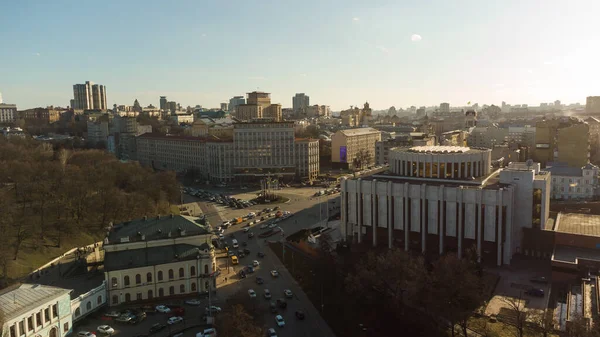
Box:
[190,266,196,276]
[111,277,118,288]
[45,308,50,321]
[112,295,118,305]
[28,316,33,331]
[75,308,81,317]
[10,325,15,337]
[36,312,42,326]
[148,290,153,299]
[137,293,142,301]
[19,321,24,335]
[158,271,163,281]
[124,275,130,286]
[97,295,102,305]
[147,272,152,283]
[169,286,175,295]
[86,301,92,310]
[125,293,131,302]
[204,265,209,274]
[159,288,164,297]
[180,284,185,293]
[52,304,58,318]
[191,283,197,291]
[63,322,69,332]
[168,269,174,279]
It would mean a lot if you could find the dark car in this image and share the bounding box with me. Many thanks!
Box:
[257,252,265,258]
[167,306,185,316]
[149,323,167,334]
[295,311,305,320]
[243,248,251,254]
[248,233,255,238]
[256,277,264,284]
[277,298,287,309]
[239,270,246,278]
[270,302,278,313]
[530,276,549,284]
[273,206,280,211]
[242,241,248,247]
[525,288,544,297]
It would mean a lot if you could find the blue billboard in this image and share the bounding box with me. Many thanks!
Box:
[340,146,347,163]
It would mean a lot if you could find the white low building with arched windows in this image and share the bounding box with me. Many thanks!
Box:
[103,215,217,307]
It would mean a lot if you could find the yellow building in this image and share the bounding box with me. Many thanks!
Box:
[533,118,589,167]
[331,127,381,170]
[103,215,217,306]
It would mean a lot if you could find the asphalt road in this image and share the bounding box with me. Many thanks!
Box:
[182,186,338,337]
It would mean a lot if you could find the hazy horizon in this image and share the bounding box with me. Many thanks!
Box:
[2,0,599,110]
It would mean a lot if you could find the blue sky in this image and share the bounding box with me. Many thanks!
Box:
[1,0,599,110]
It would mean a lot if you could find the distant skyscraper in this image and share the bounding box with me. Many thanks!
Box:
[160,96,167,110]
[293,93,310,112]
[220,103,228,111]
[554,100,561,108]
[229,96,245,113]
[439,102,450,113]
[73,81,107,110]
[168,101,177,113]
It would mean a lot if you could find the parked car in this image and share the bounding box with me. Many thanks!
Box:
[205,305,222,313]
[115,313,134,323]
[103,311,120,318]
[167,316,184,325]
[275,315,286,327]
[530,276,549,284]
[185,299,202,306]
[77,332,96,337]
[155,305,171,313]
[97,325,115,335]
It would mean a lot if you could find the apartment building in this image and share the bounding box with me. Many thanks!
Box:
[206,141,235,182]
[21,108,61,124]
[586,96,600,114]
[73,81,107,110]
[233,121,296,177]
[293,93,310,112]
[235,104,263,120]
[188,117,236,138]
[544,162,599,200]
[533,118,590,167]
[332,127,381,170]
[507,126,536,147]
[0,284,73,337]
[264,104,282,121]
[136,134,207,173]
[295,138,320,181]
[87,120,109,146]
[341,147,551,266]
[103,215,216,306]
[467,126,508,148]
[0,103,17,124]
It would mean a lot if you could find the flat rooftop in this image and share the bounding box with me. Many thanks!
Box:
[366,169,502,189]
[396,145,490,154]
[106,215,212,245]
[553,245,600,264]
[555,213,600,237]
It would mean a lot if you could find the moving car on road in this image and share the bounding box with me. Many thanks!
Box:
[256,277,264,284]
[77,332,96,337]
[295,311,305,320]
[185,299,202,306]
[264,289,272,299]
[275,315,286,327]
[155,305,171,313]
[167,316,183,325]
[267,328,278,336]
[270,270,279,277]
[149,323,167,333]
[284,289,293,298]
[248,289,257,298]
[205,305,222,313]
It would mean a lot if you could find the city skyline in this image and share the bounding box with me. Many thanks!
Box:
[1,0,599,110]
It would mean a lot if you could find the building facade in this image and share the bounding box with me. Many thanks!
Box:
[73,81,107,110]
[375,134,435,165]
[0,284,73,337]
[21,108,61,124]
[544,163,599,200]
[137,134,207,172]
[103,215,217,307]
[87,120,109,146]
[228,96,245,113]
[0,103,17,124]
[331,127,381,170]
[533,118,590,168]
[467,127,508,148]
[341,147,551,266]
[586,96,600,114]
[295,139,320,181]
[293,93,310,113]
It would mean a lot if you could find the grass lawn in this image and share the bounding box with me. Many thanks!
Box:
[6,231,101,280]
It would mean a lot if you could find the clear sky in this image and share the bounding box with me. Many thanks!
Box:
[1,0,599,110]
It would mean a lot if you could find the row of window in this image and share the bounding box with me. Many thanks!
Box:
[112,282,207,305]
[553,186,591,193]
[111,265,211,289]
[9,304,59,337]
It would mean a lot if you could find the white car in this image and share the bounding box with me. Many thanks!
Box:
[275,315,285,327]
[284,289,293,298]
[155,305,171,313]
[185,299,202,306]
[264,289,272,299]
[202,328,217,336]
[205,305,222,313]
[96,325,114,335]
[267,328,278,337]
[260,223,269,229]
[248,289,257,298]
[167,316,184,325]
[218,233,224,240]
[253,260,260,267]
[77,332,96,337]
[271,270,279,277]
[243,227,250,233]
[248,212,256,217]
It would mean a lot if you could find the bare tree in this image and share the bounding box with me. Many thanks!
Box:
[352,149,372,171]
[214,304,264,337]
[532,309,556,337]
[501,295,529,337]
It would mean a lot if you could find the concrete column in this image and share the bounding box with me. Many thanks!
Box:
[437,157,441,178]
[452,161,455,178]
[372,180,377,247]
[497,189,503,266]
[457,190,463,259]
[357,179,362,244]
[504,188,513,263]
[421,184,427,253]
[476,189,482,262]
[404,184,409,252]
[439,186,444,255]
[458,158,462,178]
[388,181,393,249]
[341,180,347,239]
